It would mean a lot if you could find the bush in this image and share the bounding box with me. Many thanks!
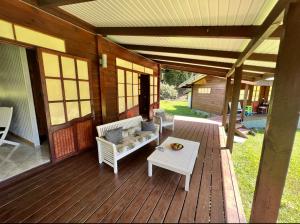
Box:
[160,83,178,100]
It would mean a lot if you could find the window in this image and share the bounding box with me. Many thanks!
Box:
[198,88,211,94]
[42,52,91,126]
[268,86,272,102]
[117,69,126,113]
[117,58,153,113]
[239,89,248,100]
[252,86,261,101]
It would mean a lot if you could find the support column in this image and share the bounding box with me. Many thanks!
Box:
[247,85,254,106]
[241,84,249,120]
[226,66,243,152]
[222,77,231,127]
[250,3,300,222]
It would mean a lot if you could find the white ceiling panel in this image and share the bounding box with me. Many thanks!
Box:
[254,39,280,54]
[133,50,237,63]
[60,0,278,27]
[107,35,250,52]
[245,60,277,68]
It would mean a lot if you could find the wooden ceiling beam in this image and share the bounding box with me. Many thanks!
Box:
[22,0,97,33]
[227,0,291,77]
[243,65,275,73]
[159,61,228,77]
[123,44,277,62]
[36,0,96,7]
[97,25,282,38]
[143,53,275,73]
[143,54,233,68]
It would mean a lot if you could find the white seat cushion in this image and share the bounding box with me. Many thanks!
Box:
[162,121,173,127]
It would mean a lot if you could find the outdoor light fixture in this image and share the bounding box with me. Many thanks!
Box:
[99,54,107,68]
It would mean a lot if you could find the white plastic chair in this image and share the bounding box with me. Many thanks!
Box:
[153,109,174,133]
[0,107,20,146]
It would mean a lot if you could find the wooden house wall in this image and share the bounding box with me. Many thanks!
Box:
[0,0,158,166]
[98,36,159,123]
[0,0,102,124]
[191,76,226,115]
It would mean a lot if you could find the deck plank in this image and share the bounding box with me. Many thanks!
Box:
[0,118,244,223]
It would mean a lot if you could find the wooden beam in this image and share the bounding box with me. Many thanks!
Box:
[123,44,277,62]
[143,53,275,73]
[227,0,291,77]
[241,84,249,120]
[37,0,95,7]
[97,25,283,38]
[98,26,260,38]
[250,2,300,222]
[22,0,96,33]
[222,77,232,127]
[158,61,228,77]
[243,65,275,74]
[143,54,232,68]
[226,65,243,151]
[247,85,254,105]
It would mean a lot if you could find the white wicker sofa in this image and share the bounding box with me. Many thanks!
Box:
[96,116,159,174]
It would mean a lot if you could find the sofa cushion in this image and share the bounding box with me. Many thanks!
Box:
[141,121,156,132]
[105,127,123,144]
[135,131,155,142]
[116,136,138,153]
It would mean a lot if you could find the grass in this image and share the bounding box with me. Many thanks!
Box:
[160,100,209,118]
[232,130,300,223]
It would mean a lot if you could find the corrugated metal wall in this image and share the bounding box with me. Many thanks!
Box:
[0,44,40,145]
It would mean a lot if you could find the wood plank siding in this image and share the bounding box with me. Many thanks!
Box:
[0,0,102,124]
[191,76,226,115]
[0,0,159,165]
[0,118,245,223]
[98,37,159,123]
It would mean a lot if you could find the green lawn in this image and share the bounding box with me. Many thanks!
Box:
[232,131,300,223]
[160,100,208,118]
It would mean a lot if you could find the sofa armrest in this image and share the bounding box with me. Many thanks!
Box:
[96,137,117,164]
[154,124,160,136]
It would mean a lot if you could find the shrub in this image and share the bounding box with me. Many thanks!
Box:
[160,83,178,100]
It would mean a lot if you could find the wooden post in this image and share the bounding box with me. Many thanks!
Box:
[226,65,243,151]
[241,84,249,120]
[222,77,231,127]
[247,85,254,106]
[250,3,300,222]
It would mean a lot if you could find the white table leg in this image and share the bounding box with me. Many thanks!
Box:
[185,174,190,191]
[148,161,152,177]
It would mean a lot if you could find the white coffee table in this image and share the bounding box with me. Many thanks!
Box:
[147,136,200,191]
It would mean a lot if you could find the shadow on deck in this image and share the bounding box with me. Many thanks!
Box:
[0,116,245,223]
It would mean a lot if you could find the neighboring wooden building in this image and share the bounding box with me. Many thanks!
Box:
[191,76,226,115]
[180,75,272,115]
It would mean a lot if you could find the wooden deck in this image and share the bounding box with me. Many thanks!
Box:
[0,117,245,223]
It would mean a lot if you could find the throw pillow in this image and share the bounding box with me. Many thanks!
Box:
[141,121,156,133]
[105,127,123,144]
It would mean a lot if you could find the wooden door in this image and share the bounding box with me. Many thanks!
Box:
[139,74,150,119]
[37,48,94,162]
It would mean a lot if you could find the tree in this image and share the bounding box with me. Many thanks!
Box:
[160,83,178,100]
[162,69,194,87]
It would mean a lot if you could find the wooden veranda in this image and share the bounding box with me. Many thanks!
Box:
[0,118,244,223]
